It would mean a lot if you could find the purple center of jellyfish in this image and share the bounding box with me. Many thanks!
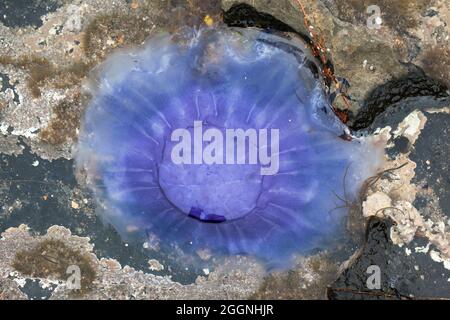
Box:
[77,27,381,265]
[159,124,264,222]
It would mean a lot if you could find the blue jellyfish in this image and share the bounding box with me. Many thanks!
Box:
[76,27,384,267]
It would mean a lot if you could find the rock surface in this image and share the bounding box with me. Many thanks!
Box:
[330,96,450,299]
[0,0,449,299]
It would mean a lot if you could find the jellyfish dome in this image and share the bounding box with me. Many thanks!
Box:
[76,27,384,267]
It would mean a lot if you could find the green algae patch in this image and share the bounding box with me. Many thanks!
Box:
[39,93,84,145]
[12,239,97,296]
[250,255,338,299]
[0,55,93,98]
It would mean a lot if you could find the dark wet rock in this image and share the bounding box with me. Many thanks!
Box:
[224,3,299,35]
[369,96,449,132]
[222,0,310,36]
[393,136,412,155]
[410,111,449,217]
[0,144,196,283]
[328,218,399,300]
[330,96,450,300]
[19,279,56,300]
[329,218,450,300]
[351,72,448,130]
[0,0,61,28]
[369,96,449,196]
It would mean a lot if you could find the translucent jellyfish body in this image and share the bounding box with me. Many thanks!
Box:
[76,27,384,266]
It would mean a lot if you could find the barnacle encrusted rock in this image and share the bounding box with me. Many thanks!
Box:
[362,97,450,267]
[0,225,267,299]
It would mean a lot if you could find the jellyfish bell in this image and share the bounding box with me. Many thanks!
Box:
[76,26,385,268]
